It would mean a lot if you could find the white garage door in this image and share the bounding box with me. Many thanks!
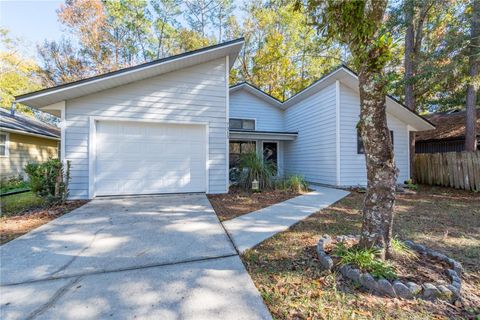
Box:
[95,121,207,196]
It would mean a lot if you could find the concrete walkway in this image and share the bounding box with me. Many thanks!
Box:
[0,194,272,320]
[223,185,350,252]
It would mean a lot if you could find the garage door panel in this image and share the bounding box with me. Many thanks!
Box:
[95,121,206,196]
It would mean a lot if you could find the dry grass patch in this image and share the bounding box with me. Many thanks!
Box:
[242,185,480,319]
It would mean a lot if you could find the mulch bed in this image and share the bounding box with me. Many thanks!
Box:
[208,188,302,221]
[0,200,88,245]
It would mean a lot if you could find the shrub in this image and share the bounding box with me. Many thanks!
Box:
[24,159,71,203]
[333,243,397,280]
[404,178,418,190]
[276,175,309,193]
[0,176,29,194]
[237,152,275,191]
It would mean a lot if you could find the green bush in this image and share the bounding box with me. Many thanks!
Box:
[275,175,309,193]
[237,152,275,191]
[404,178,418,190]
[0,176,29,194]
[24,159,71,203]
[333,243,397,280]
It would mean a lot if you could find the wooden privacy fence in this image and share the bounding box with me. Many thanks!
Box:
[414,151,480,191]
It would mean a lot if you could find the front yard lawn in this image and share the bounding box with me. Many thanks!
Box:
[208,188,303,221]
[1,192,87,245]
[242,185,480,319]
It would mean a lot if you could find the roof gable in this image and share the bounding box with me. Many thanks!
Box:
[16,38,244,108]
[230,66,434,131]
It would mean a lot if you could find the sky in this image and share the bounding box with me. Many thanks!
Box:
[1,0,65,53]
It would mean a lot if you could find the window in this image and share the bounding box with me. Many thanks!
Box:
[229,141,256,168]
[0,133,8,157]
[229,118,255,131]
[357,130,394,154]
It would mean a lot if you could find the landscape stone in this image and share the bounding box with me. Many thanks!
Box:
[347,268,361,282]
[407,282,422,296]
[446,284,460,300]
[339,264,351,277]
[393,281,413,299]
[422,283,440,300]
[446,269,458,278]
[404,240,414,248]
[377,279,396,298]
[412,243,426,253]
[437,285,453,301]
[360,273,378,292]
[452,280,461,291]
[319,255,334,270]
[453,261,463,276]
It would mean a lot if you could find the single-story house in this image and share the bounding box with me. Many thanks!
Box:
[14,38,434,199]
[0,108,60,179]
[415,109,480,153]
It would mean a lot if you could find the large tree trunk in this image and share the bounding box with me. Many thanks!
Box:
[404,0,417,181]
[358,67,399,260]
[465,0,479,152]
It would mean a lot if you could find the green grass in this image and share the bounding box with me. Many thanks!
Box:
[0,192,45,217]
[0,179,30,194]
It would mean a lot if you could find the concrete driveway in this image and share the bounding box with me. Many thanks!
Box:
[0,194,272,320]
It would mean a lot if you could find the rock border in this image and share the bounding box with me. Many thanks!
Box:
[316,235,462,301]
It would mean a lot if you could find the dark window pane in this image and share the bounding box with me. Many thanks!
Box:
[357,131,364,154]
[243,119,255,130]
[0,134,5,144]
[229,119,242,129]
[0,146,5,156]
[390,130,394,149]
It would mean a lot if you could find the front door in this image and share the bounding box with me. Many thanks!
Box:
[263,142,278,175]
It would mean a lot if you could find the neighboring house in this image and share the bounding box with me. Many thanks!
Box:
[15,39,433,199]
[0,108,60,179]
[415,109,480,153]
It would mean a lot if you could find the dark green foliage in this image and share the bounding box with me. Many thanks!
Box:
[237,152,275,191]
[24,159,71,204]
[0,176,29,194]
[333,242,398,280]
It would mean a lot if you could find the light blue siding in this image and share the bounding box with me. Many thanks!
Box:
[339,84,410,186]
[229,91,285,131]
[284,83,337,185]
[65,58,228,199]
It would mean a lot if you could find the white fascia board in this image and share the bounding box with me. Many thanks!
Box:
[0,128,60,140]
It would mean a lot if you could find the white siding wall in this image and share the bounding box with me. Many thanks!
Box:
[339,84,410,186]
[65,58,228,199]
[284,83,337,185]
[229,91,285,131]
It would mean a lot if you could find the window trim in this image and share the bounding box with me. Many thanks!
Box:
[0,132,9,157]
[357,130,394,154]
[229,118,256,131]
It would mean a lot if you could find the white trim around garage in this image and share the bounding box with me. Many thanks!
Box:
[225,55,230,193]
[88,116,210,199]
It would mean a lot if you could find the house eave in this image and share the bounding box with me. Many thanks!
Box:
[0,127,60,140]
[229,130,298,141]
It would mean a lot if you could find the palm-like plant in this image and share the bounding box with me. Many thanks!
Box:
[238,152,275,191]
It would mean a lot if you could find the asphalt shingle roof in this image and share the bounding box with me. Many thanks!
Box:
[0,108,60,138]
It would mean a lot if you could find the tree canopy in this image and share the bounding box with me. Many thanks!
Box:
[1,0,473,113]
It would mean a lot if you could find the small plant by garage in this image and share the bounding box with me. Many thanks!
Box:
[24,158,71,204]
